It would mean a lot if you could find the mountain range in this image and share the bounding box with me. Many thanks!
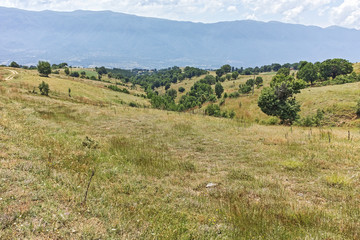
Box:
[1,7,359,69]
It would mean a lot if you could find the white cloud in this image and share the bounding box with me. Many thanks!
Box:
[227,6,237,12]
[0,0,359,29]
[330,0,360,28]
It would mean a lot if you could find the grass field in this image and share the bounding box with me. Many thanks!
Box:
[166,69,360,126]
[0,67,360,239]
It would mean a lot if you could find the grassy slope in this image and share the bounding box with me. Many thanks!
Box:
[4,68,149,107]
[0,68,360,239]
[168,68,360,126]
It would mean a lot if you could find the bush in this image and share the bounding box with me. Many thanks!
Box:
[296,109,324,127]
[260,116,280,125]
[178,87,185,93]
[205,104,221,117]
[129,102,139,108]
[239,84,252,94]
[107,85,130,94]
[229,92,240,98]
[38,81,49,96]
[70,72,80,77]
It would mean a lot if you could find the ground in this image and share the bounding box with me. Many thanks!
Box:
[0,67,359,239]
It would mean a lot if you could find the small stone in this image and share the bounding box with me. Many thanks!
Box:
[206,183,218,188]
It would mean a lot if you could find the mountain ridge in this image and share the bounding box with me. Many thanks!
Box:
[1,7,359,68]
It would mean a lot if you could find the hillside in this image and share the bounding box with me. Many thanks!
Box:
[1,67,360,239]
[1,7,360,68]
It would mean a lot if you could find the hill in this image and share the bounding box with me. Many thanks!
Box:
[1,7,360,68]
[1,67,360,239]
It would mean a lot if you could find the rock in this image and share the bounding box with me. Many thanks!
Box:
[206,183,218,188]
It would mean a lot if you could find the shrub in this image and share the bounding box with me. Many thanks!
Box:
[70,72,80,77]
[229,92,240,98]
[178,87,185,93]
[129,102,139,108]
[38,81,49,96]
[239,84,252,94]
[205,104,221,117]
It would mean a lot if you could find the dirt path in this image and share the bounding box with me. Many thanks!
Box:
[5,69,18,80]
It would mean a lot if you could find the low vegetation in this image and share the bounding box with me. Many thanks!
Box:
[1,58,359,239]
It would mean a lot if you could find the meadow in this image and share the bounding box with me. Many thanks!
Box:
[0,67,359,239]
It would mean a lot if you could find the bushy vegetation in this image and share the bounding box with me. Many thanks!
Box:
[297,58,354,86]
[37,61,51,77]
[258,70,304,124]
[205,104,235,118]
[38,81,49,96]
[1,61,360,239]
[107,85,130,94]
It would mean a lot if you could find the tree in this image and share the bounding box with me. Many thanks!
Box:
[216,68,225,77]
[166,89,177,99]
[255,76,263,87]
[258,83,300,124]
[277,67,290,76]
[37,61,51,77]
[165,83,171,90]
[178,87,185,93]
[232,71,239,79]
[297,62,318,85]
[96,66,107,76]
[215,82,224,98]
[271,63,282,72]
[221,64,232,73]
[320,58,353,80]
[38,81,49,96]
[64,67,70,75]
[226,74,232,81]
[9,61,20,68]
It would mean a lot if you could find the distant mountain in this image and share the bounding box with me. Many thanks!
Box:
[1,7,359,68]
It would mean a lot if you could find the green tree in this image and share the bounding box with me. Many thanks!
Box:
[165,83,171,90]
[320,58,353,79]
[166,89,177,99]
[215,82,224,98]
[297,62,318,85]
[9,61,20,68]
[64,67,70,75]
[221,64,232,73]
[178,87,185,93]
[277,67,290,76]
[255,76,263,87]
[216,68,224,77]
[96,66,107,76]
[38,81,49,96]
[37,61,51,77]
[258,83,300,124]
[226,74,232,81]
[232,71,239,79]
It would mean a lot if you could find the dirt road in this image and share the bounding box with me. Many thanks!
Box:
[5,69,18,80]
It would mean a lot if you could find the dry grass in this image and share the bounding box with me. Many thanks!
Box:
[1,68,360,239]
[3,68,149,107]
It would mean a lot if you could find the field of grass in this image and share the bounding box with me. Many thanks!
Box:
[1,67,360,239]
[172,69,360,126]
[1,67,149,107]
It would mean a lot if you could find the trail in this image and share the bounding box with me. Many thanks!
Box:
[5,69,18,80]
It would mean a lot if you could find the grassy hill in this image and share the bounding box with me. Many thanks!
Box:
[159,69,360,126]
[1,67,360,239]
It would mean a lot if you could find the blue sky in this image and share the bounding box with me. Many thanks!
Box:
[1,0,359,29]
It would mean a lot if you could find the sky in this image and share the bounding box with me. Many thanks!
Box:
[0,0,359,29]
